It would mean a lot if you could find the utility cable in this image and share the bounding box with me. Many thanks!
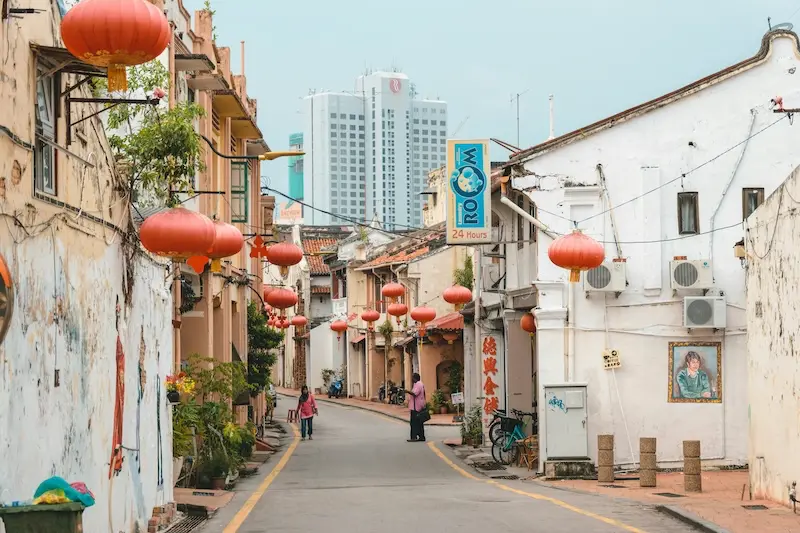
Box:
[576,115,788,224]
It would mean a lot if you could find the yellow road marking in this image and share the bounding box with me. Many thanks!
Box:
[427,441,648,533]
[222,423,301,533]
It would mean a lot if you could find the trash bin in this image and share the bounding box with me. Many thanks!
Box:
[0,503,85,533]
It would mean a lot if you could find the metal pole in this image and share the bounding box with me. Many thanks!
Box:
[516,94,520,147]
[384,335,389,403]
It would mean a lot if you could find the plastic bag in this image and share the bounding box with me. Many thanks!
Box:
[33,489,70,505]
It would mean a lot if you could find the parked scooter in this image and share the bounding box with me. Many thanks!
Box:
[328,377,344,399]
[378,381,406,405]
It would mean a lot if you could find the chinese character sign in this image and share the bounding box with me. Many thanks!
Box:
[480,333,504,431]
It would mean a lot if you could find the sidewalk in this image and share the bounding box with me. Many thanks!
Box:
[276,387,459,426]
[539,470,800,533]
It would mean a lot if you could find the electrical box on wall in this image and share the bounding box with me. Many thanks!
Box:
[584,262,626,293]
[670,259,714,290]
[683,296,727,328]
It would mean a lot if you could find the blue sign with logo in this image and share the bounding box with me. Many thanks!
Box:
[446,140,491,244]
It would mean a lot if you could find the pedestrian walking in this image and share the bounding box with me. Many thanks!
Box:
[405,373,430,442]
[297,385,318,441]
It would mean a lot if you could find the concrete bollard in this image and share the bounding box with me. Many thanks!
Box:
[639,437,657,488]
[597,434,615,483]
[683,440,702,492]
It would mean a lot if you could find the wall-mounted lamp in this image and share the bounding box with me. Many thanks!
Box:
[733,239,746,267]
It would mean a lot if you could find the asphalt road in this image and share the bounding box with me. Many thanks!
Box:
[222,399,697,533]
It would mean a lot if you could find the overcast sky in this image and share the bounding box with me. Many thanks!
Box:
[185,0,800,197]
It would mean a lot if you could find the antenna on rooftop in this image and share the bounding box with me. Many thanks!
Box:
[768,17,794,32]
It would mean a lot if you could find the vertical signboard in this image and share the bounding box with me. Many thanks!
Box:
[480,333,505,431]
[446,139,492,244]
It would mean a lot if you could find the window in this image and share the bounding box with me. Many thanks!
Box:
[742,188,765,219]
[230,162,249,223]
[677,192,699,235]
[35,70,57,195]
[517,195,525,249]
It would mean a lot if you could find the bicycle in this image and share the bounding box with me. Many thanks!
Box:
[491,411,536,465]
[488,408,530,445]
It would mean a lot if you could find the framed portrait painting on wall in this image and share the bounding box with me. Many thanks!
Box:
[667,341,722,403]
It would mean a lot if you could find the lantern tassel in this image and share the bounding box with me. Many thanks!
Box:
[569,269,581,283]
[210,258,222,273]
[107,65,128,93]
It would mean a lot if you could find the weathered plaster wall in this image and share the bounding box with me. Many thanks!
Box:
[0,3,174,530]
[0,235,173,532]
[745,165,800,505]
[512,31,800,467]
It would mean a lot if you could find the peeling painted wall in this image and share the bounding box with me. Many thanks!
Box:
[0,235,174,533]
[0,2,174,531]
[745,165,800,505]
[512,32,800,468]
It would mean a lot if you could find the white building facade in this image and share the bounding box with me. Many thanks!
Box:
[496,30,800,471]
[301,71,447,229]
[745,164,800,506]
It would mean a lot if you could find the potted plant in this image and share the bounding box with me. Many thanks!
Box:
[432,389,447,414]
[203,451,230,490]
[461,405,484,447]
[166,372,195,404]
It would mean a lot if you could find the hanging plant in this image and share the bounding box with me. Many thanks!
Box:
[377,319,394,340]
[100,60,206,206]
[180,279,200,314]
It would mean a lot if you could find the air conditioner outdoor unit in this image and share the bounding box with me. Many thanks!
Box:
[683,296,726,328]
[670,259,714,290]
[584,261,627,292]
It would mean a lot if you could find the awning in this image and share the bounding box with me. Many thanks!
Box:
[212,89,249,118]
[31,44,107,78]
[187,73,228,91]
[231,118,263,140]
[175,53,215,72]
[426,312,464,331]
[247,139,270,156]
[394,336,415,347]
[350,334,365,344]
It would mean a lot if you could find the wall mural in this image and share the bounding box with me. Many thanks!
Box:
[0,252,13,346]
[667,341,722,403]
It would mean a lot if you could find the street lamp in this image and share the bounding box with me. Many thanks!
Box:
[259,150,305,161]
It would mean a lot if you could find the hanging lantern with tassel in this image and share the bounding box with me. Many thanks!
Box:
[547,229,605,283]
[361,309,380,331]
[410,306,436,337]
[61,0,171,92]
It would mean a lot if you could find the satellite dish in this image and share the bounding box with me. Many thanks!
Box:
[772,22,794,31]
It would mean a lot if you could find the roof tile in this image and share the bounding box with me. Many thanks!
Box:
[302,238,337,275]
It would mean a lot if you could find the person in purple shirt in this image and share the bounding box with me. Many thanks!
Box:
[405,373,426,442]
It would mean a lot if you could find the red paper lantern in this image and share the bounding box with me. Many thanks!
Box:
[291,315,308,328]
[263,285,277,302]
[443,284,472,311]
[208,221,244,271]
[361,309,380,331]
[330,320,347,339]
[442,332,460,345]
[278,317,290,330]
[387,303,408,325]
[548,229,605,283]
[521,312,536,336]
[267,316,276,327]
[266,288,298,311]
[267,242,304,277]
[381,282,405,302]
[410,306,437,336]
[139,207,215,260]
[61,0,171,92]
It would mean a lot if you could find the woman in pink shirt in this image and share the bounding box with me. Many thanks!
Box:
[297,385,318,440]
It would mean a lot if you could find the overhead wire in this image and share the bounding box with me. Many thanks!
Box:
[575,115,788,225]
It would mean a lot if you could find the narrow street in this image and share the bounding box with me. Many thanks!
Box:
[212,399,697,533]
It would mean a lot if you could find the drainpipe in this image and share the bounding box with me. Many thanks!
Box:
[500,196,557,240]
[567,281,576,382]
[709,108,756,275]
